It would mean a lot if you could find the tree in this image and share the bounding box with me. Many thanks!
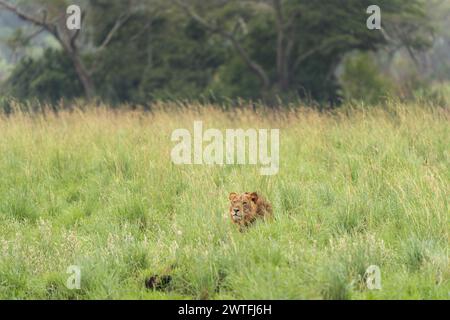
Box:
[0,0,134,99]
[172,0,434,102]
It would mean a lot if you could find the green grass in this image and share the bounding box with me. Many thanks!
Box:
[0,102,448,300]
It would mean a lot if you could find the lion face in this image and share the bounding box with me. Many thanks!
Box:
[229,192,258,223]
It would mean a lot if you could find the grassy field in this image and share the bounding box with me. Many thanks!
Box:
[0,102,448,300]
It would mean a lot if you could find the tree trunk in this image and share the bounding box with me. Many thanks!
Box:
[70,53,95,100]
[273,0,289,92]
[62,40,96,100]
[276,31,288,90]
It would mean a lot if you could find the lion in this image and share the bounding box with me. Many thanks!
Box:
[228,192,273,229]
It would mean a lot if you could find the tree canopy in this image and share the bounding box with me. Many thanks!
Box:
[0,0,437,105]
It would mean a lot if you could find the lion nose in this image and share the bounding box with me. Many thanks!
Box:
[233,208,239,214]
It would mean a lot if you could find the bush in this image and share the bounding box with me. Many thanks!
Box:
[339,52,395,105]
[3,49,83,103]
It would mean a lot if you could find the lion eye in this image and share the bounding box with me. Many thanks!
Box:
[243,202,248,205]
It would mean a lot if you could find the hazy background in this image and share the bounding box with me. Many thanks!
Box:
[0,0,449,107]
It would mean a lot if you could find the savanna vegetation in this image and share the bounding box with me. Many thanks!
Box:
[0,102,448,299]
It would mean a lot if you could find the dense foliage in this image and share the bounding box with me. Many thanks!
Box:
[0,0,439,105]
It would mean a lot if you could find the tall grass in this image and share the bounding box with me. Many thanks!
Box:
[0,102,448,299]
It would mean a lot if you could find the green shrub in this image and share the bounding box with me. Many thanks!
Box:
[339,52,395,104]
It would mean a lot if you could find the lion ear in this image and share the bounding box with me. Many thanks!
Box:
[229,193,238,201]
[250,192,258,203]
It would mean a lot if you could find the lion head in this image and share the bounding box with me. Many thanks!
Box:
[228,192,259,223]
